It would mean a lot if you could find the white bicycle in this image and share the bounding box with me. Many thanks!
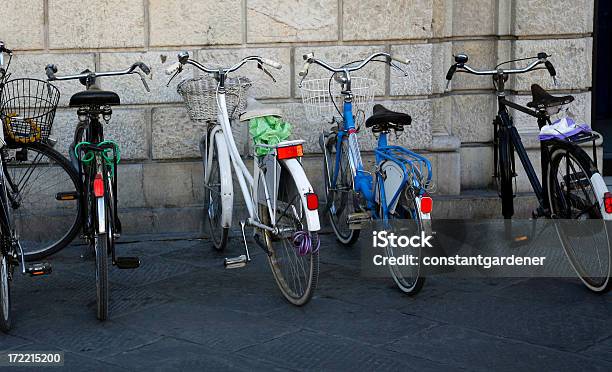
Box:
[167,52,321,305]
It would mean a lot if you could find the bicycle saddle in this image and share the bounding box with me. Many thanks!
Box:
[69,89,120,107]
[527,84,573,110]
[239,97,283,121]
[365,104,411,132]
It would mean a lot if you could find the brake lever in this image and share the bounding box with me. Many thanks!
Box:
[135,71,150,92]
[257,63,276,83]
[166,70,180,87]
[552,76,559,87]
[389,61,408,77]
[445,80,451,92]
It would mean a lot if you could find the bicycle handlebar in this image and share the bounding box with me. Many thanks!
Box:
[166,51,282,77]
[298,52,410,78]
[445,52,558,87]
[45,62,152,92]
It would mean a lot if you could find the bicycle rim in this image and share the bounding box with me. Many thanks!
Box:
[385,188,426,295]
[325,137,359,245]
[204,139,228,251]
[261,170,319,306]
[547,147,611,292]
[0,255,10,332]
[4,143,81,260]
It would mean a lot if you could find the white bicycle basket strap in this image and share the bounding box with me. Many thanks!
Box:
[177,76,252,122]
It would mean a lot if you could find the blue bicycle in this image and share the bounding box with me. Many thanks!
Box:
[299,52,433,294]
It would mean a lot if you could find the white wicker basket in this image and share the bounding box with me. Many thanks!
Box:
[299,77,376,125]
[177,76,252,122]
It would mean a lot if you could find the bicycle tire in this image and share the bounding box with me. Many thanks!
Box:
[324,135,359,245]
[497,129,515,219]
[203,133,229,251]
[4,142,82,261]
[386,188,426,295]
[260,163,319,306]
[546,143,611,293]
[0,255,11,332]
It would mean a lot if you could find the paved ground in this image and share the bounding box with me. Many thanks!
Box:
[1,232,611,371]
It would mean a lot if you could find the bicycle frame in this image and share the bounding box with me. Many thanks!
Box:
[331,98,432,223]
[213,82,320,232]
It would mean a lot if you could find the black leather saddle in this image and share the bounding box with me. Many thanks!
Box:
[527,84,573,110]
[365,104,411,133]
[69,89,120,107]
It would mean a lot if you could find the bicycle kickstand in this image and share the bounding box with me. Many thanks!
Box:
[224,220,251,269]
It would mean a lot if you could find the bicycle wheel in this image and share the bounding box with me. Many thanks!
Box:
[91,174,113,321]
[324,135,359,245]
[547,144,611,293]
[385,187,426,295]
[497,129,515,219]
[204,133,229,251]
[259,165,319,306]
[0,254,11,332]
[4,142,82,261]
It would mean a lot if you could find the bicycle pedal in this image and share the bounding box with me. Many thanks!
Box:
[115,256,140,269]
[55,191,78,201]
[347,211,371,229]
[26,262,52,276]
[224,255,248,269]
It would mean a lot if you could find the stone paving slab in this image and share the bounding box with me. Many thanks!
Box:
[1,233,610,371]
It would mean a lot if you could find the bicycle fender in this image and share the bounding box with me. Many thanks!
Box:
[279,158,321,232]
[214,131,233,228]
[590,173,612,221]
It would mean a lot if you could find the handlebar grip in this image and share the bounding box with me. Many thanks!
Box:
[45,64,58,80]
[391,55,410,65]
[165,62,182,76]
[445,64,457,81]
[544,60,556,77]
[260,58,282,70]
[299,61,311,77]
[136,62,151,75]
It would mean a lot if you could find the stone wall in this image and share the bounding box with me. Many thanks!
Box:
[0,1,595,227]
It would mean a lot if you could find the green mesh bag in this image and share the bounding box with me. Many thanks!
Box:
[249,116,292,156]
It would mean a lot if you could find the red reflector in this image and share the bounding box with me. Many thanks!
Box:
[604,192,612,214]
[420,196,433,214]
[93,174,104,197]
[277,144,303,160]
[306,193,318,210]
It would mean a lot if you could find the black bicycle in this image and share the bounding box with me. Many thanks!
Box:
[0,41,60,332]
[45,61,150,320]
[446,52,611,293]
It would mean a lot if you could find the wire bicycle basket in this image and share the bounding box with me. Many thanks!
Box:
[299,77,376,126]
[177,76,252,123]
[0,78,60,144]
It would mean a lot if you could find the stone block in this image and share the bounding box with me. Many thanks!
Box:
[151,106,248,160]
[450,40,497,90]
[51,108,148,160]
[246,0,338,42]
[0,1,44,50]
[142,162,203,208]
[452,0,496,36]
[432,0,452,38]
[511,38,592,92]
[99,50,197,105]
[390,43,434,96]
[513,0,594,36]
[149,0,242,46]
[48,0,145,49]
[460,145,494,189]
[450,94,497,143]
[196,47,291,99]
[8,53,96,107]
[434,151,461,195]
[343,0,433,41]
